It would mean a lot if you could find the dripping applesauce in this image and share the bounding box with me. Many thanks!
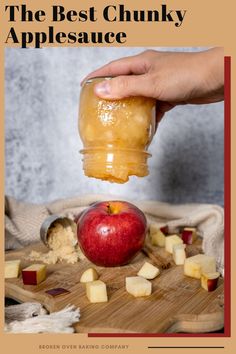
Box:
[79,77,156,183]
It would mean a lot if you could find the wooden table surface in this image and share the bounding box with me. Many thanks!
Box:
[5,240,224,333]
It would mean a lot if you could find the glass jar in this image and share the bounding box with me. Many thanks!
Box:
[79,77,156,183]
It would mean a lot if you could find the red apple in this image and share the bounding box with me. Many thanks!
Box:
[77,201,147,267]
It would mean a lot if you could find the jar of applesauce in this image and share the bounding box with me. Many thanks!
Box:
[79,77,156,183]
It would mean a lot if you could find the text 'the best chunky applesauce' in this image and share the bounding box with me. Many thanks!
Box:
[79,77,156,183]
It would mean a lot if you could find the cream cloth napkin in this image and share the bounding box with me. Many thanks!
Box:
[5,303,80,333]
[5,194,224,276]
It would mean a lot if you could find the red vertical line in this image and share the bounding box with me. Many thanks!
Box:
[224,56,231,337]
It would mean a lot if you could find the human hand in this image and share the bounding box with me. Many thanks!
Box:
[82,48,224,122]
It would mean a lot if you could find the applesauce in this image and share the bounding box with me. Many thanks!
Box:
[79,77,156,183]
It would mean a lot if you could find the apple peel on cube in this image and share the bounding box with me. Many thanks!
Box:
[184,254,216,279]
[22,264,46,285]
[181,227,197,245]
[126,276,152,297]
[86,280,108,303]
[80,268,99,283]
[173,244,186,265]
[137,262,160,280]
[5,260,21,279]
[201,272,220,292]
[149,223,167,247]
[160,226,168,235]
[165,235,183,254]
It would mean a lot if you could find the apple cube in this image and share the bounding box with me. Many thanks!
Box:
[137,262,160,279]
[173,244,186,265]
[181,227,197,245]
[22,264,46,285]
[126,276,152,297]
[86,280,108,303]
[149,223,166,247]
[165,235,183,254]
[201,272,220,291]
[5,260,21,279]
[80,268,99,283]
[184,254,216,279]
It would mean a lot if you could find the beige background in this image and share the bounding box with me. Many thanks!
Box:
[0,0,235,353]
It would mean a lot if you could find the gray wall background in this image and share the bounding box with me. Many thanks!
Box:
[5,47,224,206]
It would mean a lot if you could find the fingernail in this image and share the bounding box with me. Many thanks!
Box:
[95,81,111,96]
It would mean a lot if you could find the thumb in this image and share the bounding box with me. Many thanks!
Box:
[94,75,157,99]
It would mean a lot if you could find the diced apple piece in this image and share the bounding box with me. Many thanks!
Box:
[22,264,46,285]
[201,272,220,291]
[165,235,183,254]
[86,280,108,303]
[181,227,197,245]
[80,268,99,283]
[151,230,166,247]
[137,262,160,280]
[184,254,216,279]
[149,222,168,247]
[173,244,186,265]
[5,260,21,279]
[126,276,152,297]
[149,223,167,247]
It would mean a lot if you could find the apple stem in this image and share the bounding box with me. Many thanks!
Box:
[107,204,112,215]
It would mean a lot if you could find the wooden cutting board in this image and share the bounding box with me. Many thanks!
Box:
[5,240,224,334]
